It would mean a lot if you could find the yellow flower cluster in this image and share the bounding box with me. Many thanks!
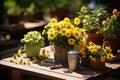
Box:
[88,41,114,62]
[42,17,84,46]
[79,40,86,58]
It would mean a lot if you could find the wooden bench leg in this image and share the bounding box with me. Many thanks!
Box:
[11,70,21,80]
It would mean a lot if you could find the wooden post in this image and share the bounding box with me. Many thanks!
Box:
[11,70,21,80]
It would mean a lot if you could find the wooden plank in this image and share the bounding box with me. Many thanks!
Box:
[0,60,84,80]
[0,56,120,80]
[0,46,120,80]
[24,20,47,29]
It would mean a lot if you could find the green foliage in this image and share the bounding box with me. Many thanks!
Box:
[4,0,16,8]
[7,6,21,15]
[25,3,37,14]
[84,41,113,61]
[47,0,71,11]
[21,31,45,47]
[100,11,120,40]
[78,6,108,33]
[4,0,21,16]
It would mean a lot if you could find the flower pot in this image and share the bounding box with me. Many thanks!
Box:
[49,10,70,20]
[103,40,119,54]
[80,57,89,67]
[35,11,43,20]
[24,43,41,58]
[84,33,103,46]
[89,58,105,70]
[24,12,35,22]
[54,45,73,66]
[7,15,19,24]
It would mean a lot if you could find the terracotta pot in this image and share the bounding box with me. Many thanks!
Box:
[54,45,73,66]
[84,33,103,46]
[24,12,35,22]
[7,15,19,24]
[49,10,70,20]
[80,58,89,67]
[89,58,105,70]
[103,40,119,54]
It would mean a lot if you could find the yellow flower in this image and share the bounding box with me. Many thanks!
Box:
[79,40,86,49]
[74,17,81,25]
[47,28,55,34]
[106,53,114,60]
[74,31,82,39]
[86,41,114,62]
[50,18,57,24]
[61,28,66,36]
[68,38,75,45]
[97,45,101,50]
[89,41,96,46]
[80,50,86,58]
[105,46,112,53]
[89,55,96,62]
[55,24,62,33]
[48,32,56,40]
[88,46,95,53]
[42,29,45,35]
[42,17,84,46]
[64,22,70,28]
[101,56,105,62]
[44,25,48,28]
[79,28,85,33]
[66,29,71,37]
[64,17,70,22]
[64,22,73,29]
[75,27,80,31]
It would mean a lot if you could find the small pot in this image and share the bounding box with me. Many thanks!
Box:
[7,15,19,24]
[24,43,41,58]
[89,58,105,70]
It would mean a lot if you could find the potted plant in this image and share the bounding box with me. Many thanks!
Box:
[84,41,114,70]
[78,6,108,46]
[7,6,21,24]
[24,3,43,22]
[42,17,84,66]
[20,31,45,57]
[47,0,71,20]
[100,9,120,54]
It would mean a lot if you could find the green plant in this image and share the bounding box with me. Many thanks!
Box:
[100,9,120,40]
[84,41,114,62]
[25,3,38,14]
[42,17,84,47]
[47,0,71,11]
[7,6,21,16]
[78,6,108,33]
[20,31,45,47]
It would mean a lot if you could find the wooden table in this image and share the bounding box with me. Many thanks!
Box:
[0,46,120,80]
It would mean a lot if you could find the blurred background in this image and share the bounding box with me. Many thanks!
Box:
[0,0,120,52]
[0,0,120,54]
[0,0,120,24]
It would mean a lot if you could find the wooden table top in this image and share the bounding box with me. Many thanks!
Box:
[0,46,120,80]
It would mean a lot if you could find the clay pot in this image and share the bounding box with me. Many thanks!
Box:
[7,15,19,24]
[84,33,103,46]
[103,39,119,54]
[89,58,105,70]
[49,10,70,20]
